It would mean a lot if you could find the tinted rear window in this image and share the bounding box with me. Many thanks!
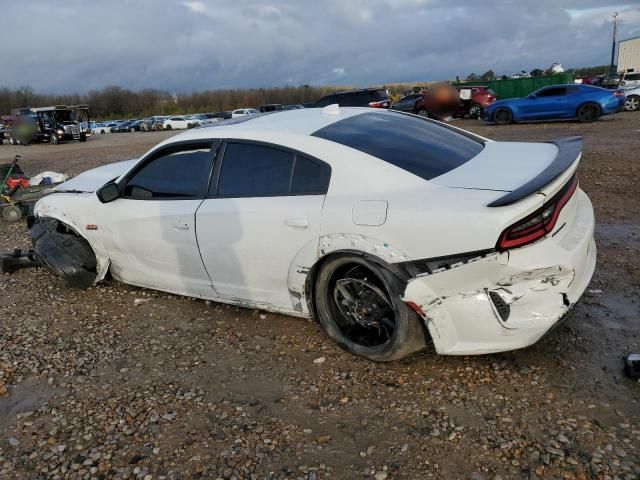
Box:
[312,112,483,181]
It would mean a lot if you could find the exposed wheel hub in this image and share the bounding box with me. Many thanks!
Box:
[333,277,394,336]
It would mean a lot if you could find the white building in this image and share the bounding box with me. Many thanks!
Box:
[618,36,640,73]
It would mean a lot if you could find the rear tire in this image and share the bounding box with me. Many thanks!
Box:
[417,108,429,117]
[493,107,513,125]
[577,103,601,123]
[165,124,172,130]
[314,256,426,362]
[624,95,639,111]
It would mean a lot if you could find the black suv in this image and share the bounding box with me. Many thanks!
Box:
[313,88,390,108]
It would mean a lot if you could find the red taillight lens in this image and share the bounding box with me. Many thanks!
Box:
[368,101,389,108]
[497,175,579,251]
[614,89,625,97]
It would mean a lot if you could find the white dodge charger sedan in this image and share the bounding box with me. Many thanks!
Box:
[30,106,596,361]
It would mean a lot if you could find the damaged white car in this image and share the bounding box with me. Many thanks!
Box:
[17,107,596,361]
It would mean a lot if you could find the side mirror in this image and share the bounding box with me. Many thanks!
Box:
[96,181,120,203]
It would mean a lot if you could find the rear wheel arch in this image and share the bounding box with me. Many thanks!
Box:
[304,249,415,321]
[308,251,428,361]
[576,102,601,122]
[624,95,639,111]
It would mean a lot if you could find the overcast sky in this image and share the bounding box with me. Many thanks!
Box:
[2,1,639,93]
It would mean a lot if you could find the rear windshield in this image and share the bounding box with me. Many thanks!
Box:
[370,90,388,100]
[312,111,483,181]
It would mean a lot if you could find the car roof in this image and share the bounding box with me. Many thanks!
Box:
[170,107,373,140]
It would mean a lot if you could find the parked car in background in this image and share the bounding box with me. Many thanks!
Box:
[30,107,596,361]
[456,86,497,119]
[484,84,625,124]
[258,104,284,113]
[601,72,622,89]
[313,88,390,108]
[163,116,190,130]
[126,120,144,132]
[113,120,139,133]
[623,85,640,111]
[92,122,116,134]
[620,71,640,89]
[231,108,259,118]
[391,93,422,113]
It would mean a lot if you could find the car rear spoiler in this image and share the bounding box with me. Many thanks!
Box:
[487,136,582,207]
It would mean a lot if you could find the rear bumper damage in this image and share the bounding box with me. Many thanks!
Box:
[403,189,596,355]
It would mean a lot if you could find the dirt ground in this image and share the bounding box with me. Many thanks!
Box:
[0,114,639,480]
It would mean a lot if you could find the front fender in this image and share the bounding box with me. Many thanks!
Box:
[34,195,111,283]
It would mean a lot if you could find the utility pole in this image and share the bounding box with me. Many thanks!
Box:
[610,12,618,73]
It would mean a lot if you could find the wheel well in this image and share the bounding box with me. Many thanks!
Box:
[576,101,601,115]
[304,250,410,322]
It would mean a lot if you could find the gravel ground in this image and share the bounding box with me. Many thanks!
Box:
[0,115,639,480]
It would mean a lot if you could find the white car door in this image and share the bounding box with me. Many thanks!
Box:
[97,141,217,298]
[196,141,331,312]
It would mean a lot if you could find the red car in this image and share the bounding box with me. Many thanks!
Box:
[455,86,497,119]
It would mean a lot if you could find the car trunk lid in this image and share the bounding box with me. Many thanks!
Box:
[430,137,581,205]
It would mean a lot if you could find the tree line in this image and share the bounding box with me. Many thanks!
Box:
[0,84,357,120]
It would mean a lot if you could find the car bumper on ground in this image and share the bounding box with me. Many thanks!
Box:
[402,189,596,355]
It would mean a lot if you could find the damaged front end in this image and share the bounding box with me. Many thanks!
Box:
[29,217,97,289]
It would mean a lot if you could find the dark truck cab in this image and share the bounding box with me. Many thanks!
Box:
[10,105,90,144]
[32,105,90,144]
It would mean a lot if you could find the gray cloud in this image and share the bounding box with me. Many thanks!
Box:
[1,0,638,93]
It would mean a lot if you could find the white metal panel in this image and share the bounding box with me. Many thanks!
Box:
[196,195,324,311]
[96,199,214,298]
[618,37,640,73]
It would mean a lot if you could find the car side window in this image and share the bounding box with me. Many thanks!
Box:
[216,143,293,196]
[213,143,331,197]
[123,143,214,199]
[291,155,331,194]
[537,87,566,97]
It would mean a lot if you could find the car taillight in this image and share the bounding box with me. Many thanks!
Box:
[369,101,389,108]
[614,89,625,97]
[497,174,579,251]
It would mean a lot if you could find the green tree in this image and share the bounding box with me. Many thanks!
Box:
[480,70,495,81]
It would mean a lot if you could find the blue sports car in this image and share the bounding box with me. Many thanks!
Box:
[484,84,625,124]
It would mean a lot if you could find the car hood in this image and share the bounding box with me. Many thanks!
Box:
[430,141,558,192]
[485,98,520,110]
[54,159,138,193]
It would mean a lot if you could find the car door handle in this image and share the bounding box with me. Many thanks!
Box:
[173,222,190,230]
[284,217,309,228]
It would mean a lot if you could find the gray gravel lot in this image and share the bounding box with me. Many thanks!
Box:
[0,116,639,480]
